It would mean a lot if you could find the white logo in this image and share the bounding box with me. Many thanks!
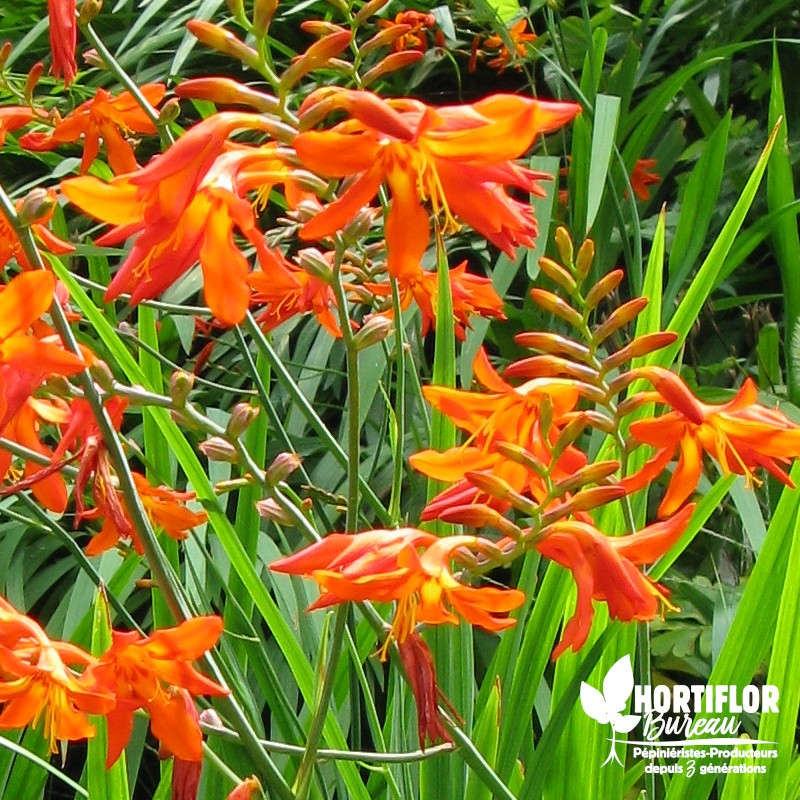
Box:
[579,655,780,775]
[580,656,640,765]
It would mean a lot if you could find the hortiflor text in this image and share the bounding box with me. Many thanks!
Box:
[634,685,779,715]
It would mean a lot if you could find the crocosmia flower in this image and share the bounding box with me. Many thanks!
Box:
[624,367,800,516]
[295,89,580,277]
[90,616,228,766]
[537,504,695,658]
[270,528,524,656]
[20,85,167,174]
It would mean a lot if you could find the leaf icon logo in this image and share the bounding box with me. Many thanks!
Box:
[580,656,641,766]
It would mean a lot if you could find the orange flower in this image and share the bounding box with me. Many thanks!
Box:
[247,248,340,337]
[61,113,280,325]
[377,11,444,52]
[410,348,587,519]
[482,19,537,74]
[0,107,35,148]
[0,396,71,513]
[295,90,580,277]
[20,85,166,174]
[367,260,505,339]
[629,158,660,201]
[0,598,114,751]
[0,191,74,272]
[48,0,77,85]
[270,528,524,656]
[624,367,800,516]
[537,504,695,658]
[90,616,228,766]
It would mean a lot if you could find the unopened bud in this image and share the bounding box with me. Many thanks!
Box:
[78,0,103,25]
[17,188,56,226]
[601,331,678,372]
[493,441,549,477]
[279,30,352,91]
[186,20,260,70]
[504,354,598,383]
[362,51,424,87]
[514,331,590,361]
[584,268,624,311]
[169,370,194,407]
[226,403,260,438]
[592,297,649,346]
[293,199,325,225]
[253,0,279,37]
[300,20,348,37]
[296,248,332,281]
[538,256,577,294]
[360,25,413,57]
[82,48,108,69]
[352,0,392,26]
[157,98,181,125]
[255,498,295,525]
[199,708,225,729]
[265,451,302,484]
[352,315,393,350]
[341,205,380,242]
[88,360,115,391]
[554,227,574,267]
[175,77,278,113]
[437,504,523,540]
[0,42,13,70]
[575,238,595,278]
[551,460,620,495]
[24,62,44,104]
[464,471,538,516]
[199,437,239,463]
[529,288,583,329]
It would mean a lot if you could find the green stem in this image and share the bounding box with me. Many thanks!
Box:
[388,278,406,525]
[293,605,348,800]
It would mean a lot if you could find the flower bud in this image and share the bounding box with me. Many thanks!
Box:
[255,498,296,525]
[601,331,678,372]
[199,708,225,729]
[169,371,194,407]
[253,0,279,37]
[504,354,598,383]
[0,42,12,70]
[360,25,413,57]
[575,238,595,279]
[592,297,648,346]
[279,30,352,91]
[187,20,260,70]
[157,98,181,125]
[296,248,332,281]
[538,256,577,294]
[78,0,103,25]
[492,441,548,477]
[226,403,259,438]
[17,188,56,227]
[529,288,583,329]
[550,460,620,495]
[82,48,108,69]
[362,51,425,86]
[88,360,115,391]
[341,205,380,242]
[200,436,239,463]
[554,226,573,267]
[352,315,393,350]
[24,62,44,104]
[437,504,523,540]
[464,471,538,516]
[514,331,590,361]
[352,0,392,26]
[175,78,279,113]
[584,268,624,311]
[265,451,302,484]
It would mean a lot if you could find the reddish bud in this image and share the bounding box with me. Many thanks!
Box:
[362,51,425,86]
[584,268,624,311]
[592,297,649,345]
[529,288,583,329]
